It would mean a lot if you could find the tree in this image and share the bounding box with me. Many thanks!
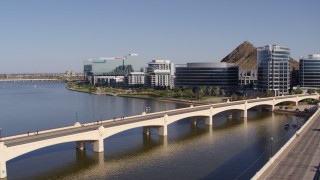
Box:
[231,92,238,101]
[88,86,97,93]
[292,88,303,94]
[199,86,206,97]
[213,86,220,96]
[265,89,274,97]
[307,89,315,94]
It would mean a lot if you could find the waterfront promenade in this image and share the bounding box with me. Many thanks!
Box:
[253,107,320,179]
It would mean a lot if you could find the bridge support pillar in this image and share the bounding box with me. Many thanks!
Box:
[93,138,104,153]
[0,142,7,179]
[143,127,150,135]
[191,117,197,125]
[243,109,247,118]
[205,116,212,125]
[76,141,85,150]
[159,125,167,136]
[0,159,6,179]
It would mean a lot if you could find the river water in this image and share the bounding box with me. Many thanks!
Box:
[0,82,304,180]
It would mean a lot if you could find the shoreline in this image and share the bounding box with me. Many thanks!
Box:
[67,86,202,106]
[67,86,318,115]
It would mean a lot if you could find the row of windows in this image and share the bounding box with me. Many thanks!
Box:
[300,80,320,84]
[300,73,320,76]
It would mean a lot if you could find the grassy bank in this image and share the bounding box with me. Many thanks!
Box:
[66,82,227,104]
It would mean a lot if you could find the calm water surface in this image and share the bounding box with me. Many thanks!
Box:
[0,82,304,180]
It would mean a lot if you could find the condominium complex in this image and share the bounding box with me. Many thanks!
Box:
[126,72,145,88]
[175,62,238,90]
[299,54,320,88]
[257,45,290,96]
[145,60,175,89]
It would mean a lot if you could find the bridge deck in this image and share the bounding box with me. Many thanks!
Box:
[261,111,320,179]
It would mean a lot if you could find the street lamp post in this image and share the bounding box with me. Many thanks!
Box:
[75,110,79,123]
[270,137,274,158]
[142,102,145,113]
[100,113,103,125]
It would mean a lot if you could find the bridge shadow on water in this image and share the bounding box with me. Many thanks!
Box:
[199,138,271,180]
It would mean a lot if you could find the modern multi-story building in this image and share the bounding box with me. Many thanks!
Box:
[84,54,144,85]
[126,72,145,88]
[299,54,320,88]
[257,45,290,96]
[238,70,257,88]
[145,60,175,89]
[175,62,238,91]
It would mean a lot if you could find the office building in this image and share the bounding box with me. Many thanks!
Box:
[299,54,320,88]
[126,72,145,88]
[257,45,290,96]
[238,70,257,88]
[84,54,144,85]
[175,62,238,91]
[145,60,175,89]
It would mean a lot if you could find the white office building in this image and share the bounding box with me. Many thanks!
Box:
[145,60,175,89]
[126,72,145,87]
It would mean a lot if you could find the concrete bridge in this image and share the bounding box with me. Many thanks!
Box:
[0,94,318,179]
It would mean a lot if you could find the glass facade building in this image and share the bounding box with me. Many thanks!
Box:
[175,62,238,90]
[84,54,144,84]
[84,54,143,77]
[257,45,290,96]
[299,54,320,88]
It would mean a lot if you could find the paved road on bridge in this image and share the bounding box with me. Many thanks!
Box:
[261,111,320,179]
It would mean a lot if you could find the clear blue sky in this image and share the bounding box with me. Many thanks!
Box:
[0,0,319,73]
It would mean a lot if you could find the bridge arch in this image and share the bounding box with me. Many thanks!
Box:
[167,109,211,126]
[102,117,165,139]
[5,131,101,161]
[211,107,245,117]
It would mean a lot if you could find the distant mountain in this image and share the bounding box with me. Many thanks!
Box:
[221,41,299,71]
